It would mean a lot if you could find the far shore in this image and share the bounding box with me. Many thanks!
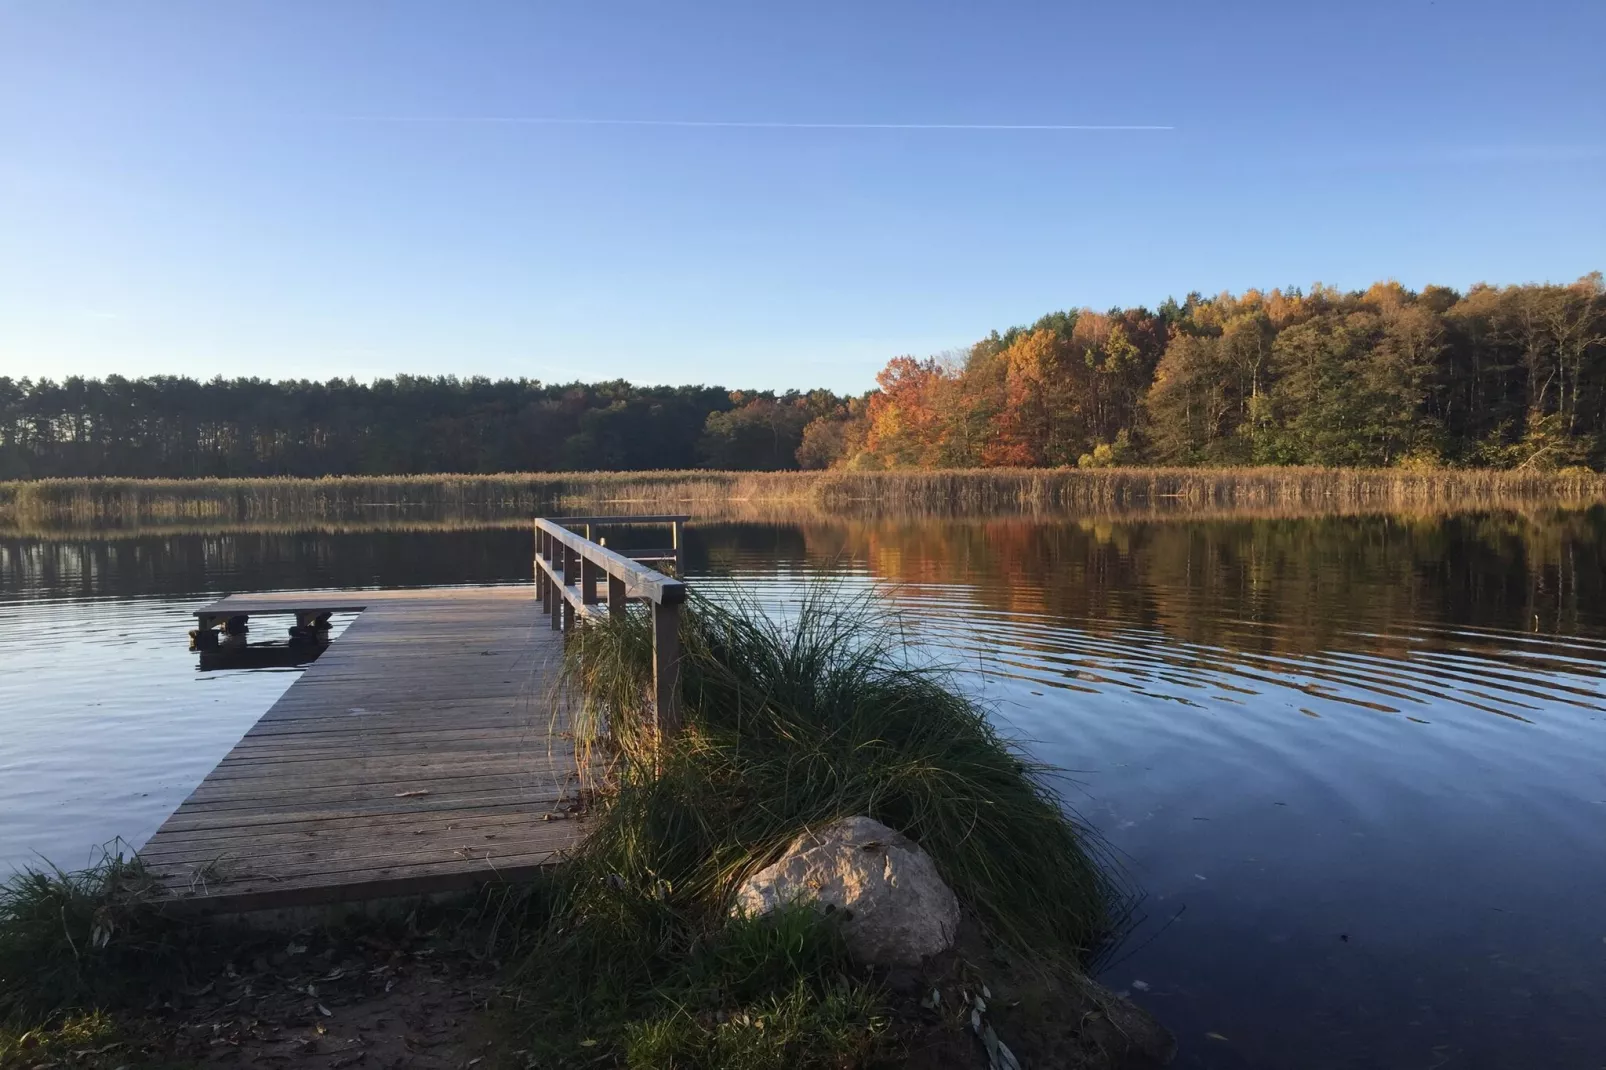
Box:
[2,466,1604,532]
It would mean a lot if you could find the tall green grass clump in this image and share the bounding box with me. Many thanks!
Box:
[0,852,177,1024]
[566,587,1118,954]
[508,587,1121,1065]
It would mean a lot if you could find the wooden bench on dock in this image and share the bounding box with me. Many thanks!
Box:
[140,516,689,914]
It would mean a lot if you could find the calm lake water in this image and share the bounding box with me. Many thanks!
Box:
[3,511,1605,1068]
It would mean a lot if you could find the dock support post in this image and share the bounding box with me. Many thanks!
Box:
[608,574,627,621]
[548,533,565,632]
[652,601,682,739]
[581,556,600,608]
[671,520,684,577]
[562,546,578,632]
[536,529,551,612]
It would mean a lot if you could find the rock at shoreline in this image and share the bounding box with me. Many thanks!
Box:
[731,815,960,966]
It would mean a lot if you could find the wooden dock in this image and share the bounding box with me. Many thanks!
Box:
[140,586,586,913]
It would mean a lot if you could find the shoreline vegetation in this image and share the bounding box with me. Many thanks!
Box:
[0,591,1172,1069]
[2,466,1604,532]
[2,278,1603,481]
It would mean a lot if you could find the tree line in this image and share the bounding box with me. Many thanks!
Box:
[831,274,1606,472]
[0,376,843,479]
[2,274,1601,480]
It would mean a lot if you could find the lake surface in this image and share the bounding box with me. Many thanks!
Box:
[3,511,1605,1068]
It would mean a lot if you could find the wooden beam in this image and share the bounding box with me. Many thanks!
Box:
[608,574,627,621]
[535,528,551,612]
[581,556,600,606]
[545,514,692,526]
[653,600,682,739]
[548,552,563,632]
[562,545,578,632]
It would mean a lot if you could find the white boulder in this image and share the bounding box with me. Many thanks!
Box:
[731,815,960,966]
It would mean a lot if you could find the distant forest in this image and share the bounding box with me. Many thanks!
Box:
[2,274,1602,480]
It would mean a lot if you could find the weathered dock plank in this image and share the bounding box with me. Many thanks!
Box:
[140,585,586,913]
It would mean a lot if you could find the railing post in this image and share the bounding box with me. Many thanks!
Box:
[549,539,563,632]
[536,528,551,613]
[562,545,578,632]
[652,600,682,739]
[550,531,568,632]
[671,520,684,577]
[581,556,600,607]
[608,574,627,621]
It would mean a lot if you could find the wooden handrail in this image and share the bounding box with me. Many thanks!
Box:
[548,514,688,577]
[546,514,692,525]
[536,519,686,605]
[533,516,686,738]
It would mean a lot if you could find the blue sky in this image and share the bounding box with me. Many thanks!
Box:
[1,1,1602,393]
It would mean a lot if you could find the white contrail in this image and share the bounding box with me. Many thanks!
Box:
[337,115,1173,131]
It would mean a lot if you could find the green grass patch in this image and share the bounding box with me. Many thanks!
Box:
[0,1009,156,1070]
[561,586,1120,956]
[0,852,194,1067]
[499,586,1124,1065]
[0,851,182,1024]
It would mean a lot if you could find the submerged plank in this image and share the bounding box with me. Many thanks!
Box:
[142,585,586,913]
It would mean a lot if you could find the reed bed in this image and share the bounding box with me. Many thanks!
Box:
[5,497,1604,542]
[0,471,794,526]
[3,466,1603,531]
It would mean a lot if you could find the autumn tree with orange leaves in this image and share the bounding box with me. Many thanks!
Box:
[815,275,1604,472]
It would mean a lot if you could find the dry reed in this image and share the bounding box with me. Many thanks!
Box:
[1,467,1603,532]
